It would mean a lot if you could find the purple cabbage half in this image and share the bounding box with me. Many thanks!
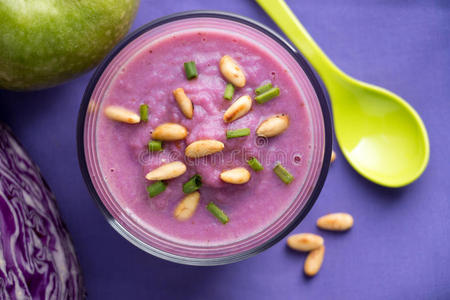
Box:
[0,123,84,299]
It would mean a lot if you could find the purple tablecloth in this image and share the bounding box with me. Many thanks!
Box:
[1,1,449,299]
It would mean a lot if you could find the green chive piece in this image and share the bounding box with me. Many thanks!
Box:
[206,202,229,224]
[140,104,149,122]
[147,181,167,198]
[255,83,273,95]
[273,163,294,184]
[148,140,162,152]
[183,174,202,194]
[184,61,198,80]
[255,87,280,104]
[247,157,264,171]
[223,83,235,100]
[226,128,250,139]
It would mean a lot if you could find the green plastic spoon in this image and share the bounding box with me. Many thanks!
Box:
[256,0,429,187]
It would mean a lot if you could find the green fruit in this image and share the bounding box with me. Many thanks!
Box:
[0,0,139,90]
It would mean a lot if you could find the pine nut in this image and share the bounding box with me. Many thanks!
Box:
[287,233,324,252]
[220,167,251,184]
[151,123,188,141]
[145,161,187,181]
[304,245,325,277]
[317,213,354,231]
[174,192,200,221]
[256,114,289,137]
[219,55,246,88]
[104,105,140,124]
[173,88,194,119]
[223,95,252,123]
[185,140,224,158]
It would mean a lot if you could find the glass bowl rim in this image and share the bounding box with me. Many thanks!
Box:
[77,10,333,266]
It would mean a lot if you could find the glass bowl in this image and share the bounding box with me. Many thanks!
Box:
[77,11,332,265]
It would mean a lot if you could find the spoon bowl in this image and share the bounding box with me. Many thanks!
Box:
[331,73,429,187]
[257,0,430,187]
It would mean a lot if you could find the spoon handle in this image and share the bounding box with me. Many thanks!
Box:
[256,0,343,83]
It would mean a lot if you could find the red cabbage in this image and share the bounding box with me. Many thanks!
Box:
[0,123,84,299]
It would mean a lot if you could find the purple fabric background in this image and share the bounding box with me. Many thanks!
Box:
[1,1,449,299]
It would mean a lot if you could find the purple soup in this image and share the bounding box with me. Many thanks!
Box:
[82,16,328,258]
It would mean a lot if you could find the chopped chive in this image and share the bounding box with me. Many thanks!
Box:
[273,163,294,184]
[140,104,149,122]
[247,157,264,171]
[226,128,250,139]
[147,181,167,197]
[255,87,280,104]
[223,83,235,100]
[184,61,198,80]
[206,202,229,224]
[183,174,202,194]
[255,83,273,95]
[148,140,162,152]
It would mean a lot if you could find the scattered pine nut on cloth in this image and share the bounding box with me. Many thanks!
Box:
[285,233,325,277]
[317,213,354,231]
[286,233,324,252]
[304,245,325,277]
[285,212,354,277]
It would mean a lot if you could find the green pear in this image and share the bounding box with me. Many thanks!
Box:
[0,0,139,90]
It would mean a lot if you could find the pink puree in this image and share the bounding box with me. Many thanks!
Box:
[96,28,312,246]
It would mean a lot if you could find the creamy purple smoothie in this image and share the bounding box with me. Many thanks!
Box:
[94,20,314,246]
